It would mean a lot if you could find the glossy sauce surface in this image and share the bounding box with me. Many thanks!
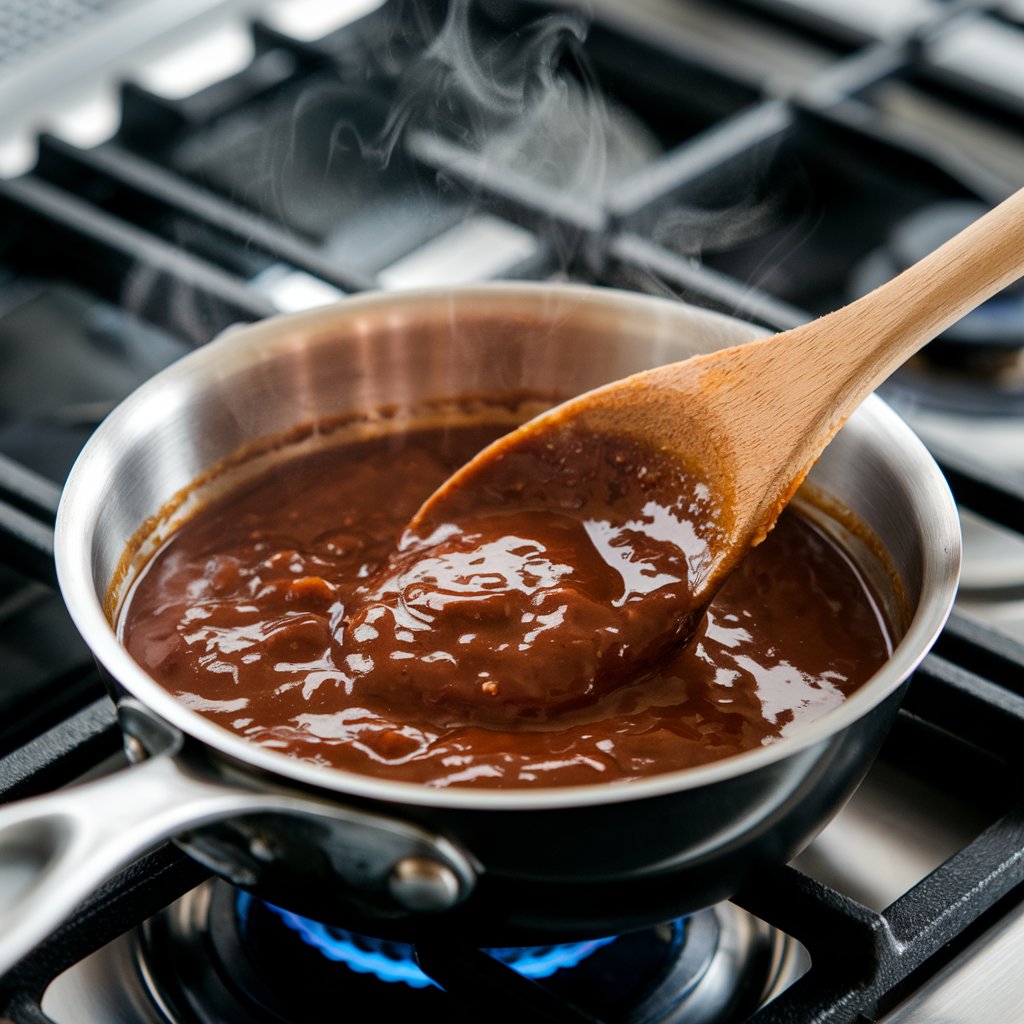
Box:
[119,421,893,789]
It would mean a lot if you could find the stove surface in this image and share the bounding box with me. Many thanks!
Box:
[2,2,1024,1023]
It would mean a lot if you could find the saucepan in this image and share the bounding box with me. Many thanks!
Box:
[0,283,959,978]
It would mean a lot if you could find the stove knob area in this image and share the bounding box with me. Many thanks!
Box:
[388,855,464,912]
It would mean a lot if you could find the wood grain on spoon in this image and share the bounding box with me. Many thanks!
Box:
[412,187,1024,613]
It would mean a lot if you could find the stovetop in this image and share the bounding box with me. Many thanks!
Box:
[2,1,1024,1022]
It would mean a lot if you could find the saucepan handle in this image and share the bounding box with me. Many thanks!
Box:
[0,751,279,979]
[0,739,476,980]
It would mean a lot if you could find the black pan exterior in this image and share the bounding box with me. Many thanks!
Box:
[98,675,907,944]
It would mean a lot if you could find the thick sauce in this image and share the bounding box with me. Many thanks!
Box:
[119,420,893,789]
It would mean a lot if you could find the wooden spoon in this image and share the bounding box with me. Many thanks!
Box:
[410,186,1024,627]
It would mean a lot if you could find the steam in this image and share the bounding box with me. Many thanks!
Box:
[619,129,819,319]
[114,0,803,326]
[650,194,793,258]
[376,0,660,208]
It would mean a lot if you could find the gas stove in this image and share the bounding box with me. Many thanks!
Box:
[2,1,1024,1022]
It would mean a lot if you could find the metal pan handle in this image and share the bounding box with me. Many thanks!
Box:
[0,716,476,980]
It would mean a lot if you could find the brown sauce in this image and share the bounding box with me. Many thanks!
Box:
[118,419,894,789]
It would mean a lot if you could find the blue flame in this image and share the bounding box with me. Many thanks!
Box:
[238,892,617,988]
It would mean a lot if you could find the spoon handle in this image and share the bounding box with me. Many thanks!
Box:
[684,185,1024,547]
[798,184,1024,398]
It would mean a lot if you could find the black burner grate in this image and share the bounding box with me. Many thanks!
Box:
[2,1,1024,1021]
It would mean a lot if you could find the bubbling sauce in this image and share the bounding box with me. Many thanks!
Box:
[119,419,894,789]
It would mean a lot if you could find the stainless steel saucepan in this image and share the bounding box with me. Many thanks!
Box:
[0,283,960,978]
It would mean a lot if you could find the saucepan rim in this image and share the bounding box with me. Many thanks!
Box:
[54,282,962,811]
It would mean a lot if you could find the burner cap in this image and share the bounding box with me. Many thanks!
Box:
[888,201,1003,277]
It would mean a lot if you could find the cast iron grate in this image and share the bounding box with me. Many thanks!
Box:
[2,0,1024,1021]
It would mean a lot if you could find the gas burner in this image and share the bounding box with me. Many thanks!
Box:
[850,199,1024,417]
[40,881,804,1024]
[255,894,617,987]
